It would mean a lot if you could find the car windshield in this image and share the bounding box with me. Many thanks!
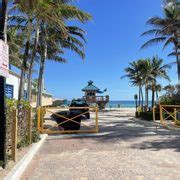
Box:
[71,100,86,106]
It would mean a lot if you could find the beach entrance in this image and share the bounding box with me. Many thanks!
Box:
[37,106,99,134]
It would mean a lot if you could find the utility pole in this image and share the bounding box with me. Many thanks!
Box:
[0,0,8,169]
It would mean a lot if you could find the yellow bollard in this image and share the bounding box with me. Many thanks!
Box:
[37,107,41,131]
[28,108,32,144]
[153,106,156,122]
[160,105,163,125]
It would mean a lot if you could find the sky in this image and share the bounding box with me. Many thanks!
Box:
[39,0,177,101]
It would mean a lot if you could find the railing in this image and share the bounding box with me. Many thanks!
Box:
[37,106,99,134]
[153,105,180,128]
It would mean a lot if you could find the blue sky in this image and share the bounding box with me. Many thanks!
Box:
[40,0,177,100]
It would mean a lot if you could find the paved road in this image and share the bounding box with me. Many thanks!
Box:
[21,110,180,180]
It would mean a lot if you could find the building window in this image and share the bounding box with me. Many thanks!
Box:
[5,84,14,99]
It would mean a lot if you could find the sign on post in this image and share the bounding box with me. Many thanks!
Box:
[0,40,9,78]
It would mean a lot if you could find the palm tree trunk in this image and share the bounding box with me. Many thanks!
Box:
[27,23,40,102]
[18,17,32,102]
[138,86,141,106]
[145,84,149,109]
[156,90,159,101]
[175,46,180,94]
[151,85,155,108]
[37,44,47,107]
[140,86,144,107]
[174,33,180,93]
[151,82,156,108]
[4,9,7,43]
[18,41,30,101]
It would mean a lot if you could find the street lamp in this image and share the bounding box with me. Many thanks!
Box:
[0,0,8,168]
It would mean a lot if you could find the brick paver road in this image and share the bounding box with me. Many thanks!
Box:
[21,110,180,180]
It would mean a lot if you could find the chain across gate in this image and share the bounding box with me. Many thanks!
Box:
[37,106,99,134]
[153,105,180,128]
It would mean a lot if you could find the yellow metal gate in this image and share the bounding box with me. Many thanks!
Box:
[153,105,180,128]
[37,106,99,134]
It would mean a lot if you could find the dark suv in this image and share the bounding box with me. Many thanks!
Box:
[70,99,90,119]
[51,99,90,130]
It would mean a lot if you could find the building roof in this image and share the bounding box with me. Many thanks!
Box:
[82,80,100,92]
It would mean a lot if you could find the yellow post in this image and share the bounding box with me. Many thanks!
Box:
[174,108,177,122]
[41,107,44,131]
[153,106,156,122]
[160,105,163,124]
[28,108,32,144]
[12,109,17,162]
[37,107,41,131]
[95,106,99,133]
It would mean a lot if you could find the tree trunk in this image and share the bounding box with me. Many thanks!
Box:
[18,17,32,102]
[156,90,159,101]
[27,23,40,102]
[174,32,180,94]
[145,84,148,110]
[4,9,7,43]
[151,85,155,108]
[37,44,47,108]
[140,86,144,107]
[175,46,180,94]
[138,86,141,106]
[18,41,30,102]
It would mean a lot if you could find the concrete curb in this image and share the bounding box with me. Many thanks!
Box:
[4,134,48,180]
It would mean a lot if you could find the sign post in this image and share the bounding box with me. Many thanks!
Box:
[0,0,8,168]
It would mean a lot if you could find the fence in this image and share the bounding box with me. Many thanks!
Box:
[153,105,180,128]
[6,108,32,162]
[37,106,99,134]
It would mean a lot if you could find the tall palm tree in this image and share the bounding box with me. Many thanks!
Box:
[26,0,91,102]
[138,59,152,109]
[141,5,180,92]
[122,60,144,107]
[150,56,171,107]
[36,24,88,107]
[155,84,162,101]
[10,0,91,103]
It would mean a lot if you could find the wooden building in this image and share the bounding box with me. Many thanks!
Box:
[82,80,109,109]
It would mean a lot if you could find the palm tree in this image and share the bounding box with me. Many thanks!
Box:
[141,5,180,92]
[122,60,144,107]
[150,56,171,107]
[36,23,88,107]
[138,59,152,109]
[9,0,91,104]
[155,84,162,100]
[26,1,91,102]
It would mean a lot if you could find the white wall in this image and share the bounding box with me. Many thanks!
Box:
[6,73,20,99]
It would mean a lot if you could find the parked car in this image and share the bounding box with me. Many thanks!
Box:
[69,99,90,119]
[51,99,90,130]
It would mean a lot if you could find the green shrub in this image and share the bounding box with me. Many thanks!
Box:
[32,128,40,143]
[136,111,160,121]
[6,99,40,151]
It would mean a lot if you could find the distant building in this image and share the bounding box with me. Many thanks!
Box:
[82,80,109,109]
[6,71,53,107]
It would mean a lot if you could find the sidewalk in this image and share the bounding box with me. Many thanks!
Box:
[21,110,180,179]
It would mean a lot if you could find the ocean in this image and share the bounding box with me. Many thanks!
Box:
[107,101,136,108]
[66,100,136,108]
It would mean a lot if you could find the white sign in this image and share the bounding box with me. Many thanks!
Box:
[0,40,9,78]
